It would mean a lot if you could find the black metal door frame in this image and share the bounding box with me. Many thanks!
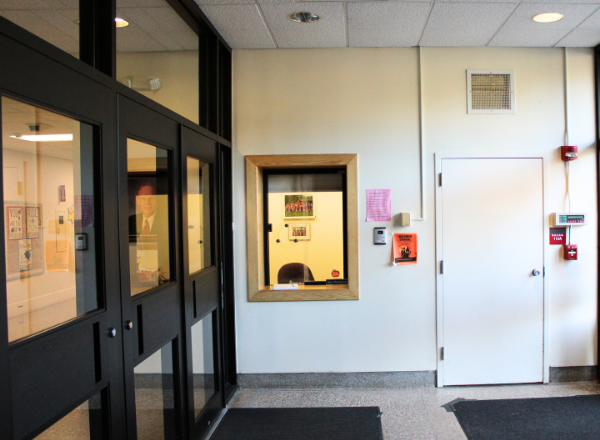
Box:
[0,29,125,440]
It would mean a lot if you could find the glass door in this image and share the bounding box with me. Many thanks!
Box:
[117,96,185,440]
[181,127,223,439]
[0,33,124,440]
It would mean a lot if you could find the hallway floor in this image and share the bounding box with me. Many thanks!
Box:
[227,382,600,440]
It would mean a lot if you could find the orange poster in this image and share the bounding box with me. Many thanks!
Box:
[392,233,418,266]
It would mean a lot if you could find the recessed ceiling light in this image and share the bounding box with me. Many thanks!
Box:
[10,134,73,142]
[115,17,129,28]
[532,13,564,23]
[288,12,320,23]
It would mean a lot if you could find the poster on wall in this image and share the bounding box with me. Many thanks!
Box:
[26,207,40,238]
[5,202,44,280]
[18,239,32,271]
[366,189,391,222]
[283,194,315,219]
[6,206,23,240]
[392,233,418,266]
[288,223,310,241]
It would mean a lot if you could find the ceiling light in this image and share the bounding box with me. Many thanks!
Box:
[10,134,73,142]
[288,12,320,23]
[115,17,129,28]
[532,13,564,23]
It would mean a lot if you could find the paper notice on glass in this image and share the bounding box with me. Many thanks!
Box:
[19,239,32,271]
[366,189,391,222]
[392,233,418,266]
[7,206,23,240]
[26,207,39,238]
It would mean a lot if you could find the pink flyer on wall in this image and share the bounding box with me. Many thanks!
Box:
[366,189,391,222]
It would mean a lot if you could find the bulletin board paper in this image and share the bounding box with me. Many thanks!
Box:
[5,202,44,280]
[392,233,418,266]
[366,189,391,222]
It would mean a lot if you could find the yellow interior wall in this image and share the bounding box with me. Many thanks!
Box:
[116,51,199,125]
[268,192,344,284]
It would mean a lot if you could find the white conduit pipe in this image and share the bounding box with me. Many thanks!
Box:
[413,46,425,221]
[564,47,571,214]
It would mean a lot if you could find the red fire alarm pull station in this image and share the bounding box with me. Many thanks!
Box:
[561,146,578,161]
[564,244,578,260]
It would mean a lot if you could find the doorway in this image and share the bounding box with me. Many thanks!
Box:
[435,155,548,387]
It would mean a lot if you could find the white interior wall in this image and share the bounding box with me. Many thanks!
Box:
[232,47,597,374]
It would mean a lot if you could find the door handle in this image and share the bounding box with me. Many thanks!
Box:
[532,269,541,276]
[125,320,134,330]
[108,327,117,338]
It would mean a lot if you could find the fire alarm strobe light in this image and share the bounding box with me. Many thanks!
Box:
[561,145,578,161]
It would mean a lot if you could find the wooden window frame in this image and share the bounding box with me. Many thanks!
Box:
[246,154,358,302]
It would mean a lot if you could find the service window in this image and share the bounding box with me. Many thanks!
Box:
[264,170,347,286]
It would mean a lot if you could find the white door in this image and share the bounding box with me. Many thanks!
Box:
[441,158,544,385]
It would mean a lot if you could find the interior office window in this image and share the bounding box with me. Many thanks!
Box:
[0,2,80,58]
[191,312,216,418]
[265,171,346,286]
[115,0,200,124]
[127,139,171,296]
[187,157,211,274]
[2,96,99,343]
[134,340,177,440]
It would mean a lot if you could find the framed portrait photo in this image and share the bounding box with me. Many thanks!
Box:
[288,223,310,241]
[283,193,315,220]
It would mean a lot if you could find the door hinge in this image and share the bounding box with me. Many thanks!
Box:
[439,173,442,186]
[440,260,444,274]
[267,223,272,232]
[441,347,444,361]
[543,267,545,277]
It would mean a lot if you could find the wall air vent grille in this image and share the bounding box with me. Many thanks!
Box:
[467,70,515,114]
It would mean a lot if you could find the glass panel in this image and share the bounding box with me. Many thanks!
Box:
[116,0,199,124]
[2,96,99,343]
[134,341,177,440]
[127,139,171,296]
[187,157,211,274]
[267,173,345,285]
[191,312,215,418]
[34,392,105,440]
[0,2,79,58]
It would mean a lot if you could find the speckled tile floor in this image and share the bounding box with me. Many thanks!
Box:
[227,382,600,440]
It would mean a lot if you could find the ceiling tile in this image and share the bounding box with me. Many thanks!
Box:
[489,27,571,46]
[556,29,600,46]
[118,0,169,7]
[144,7,189,33]
[420,3,518,47]
[117,33,165,52]
[1,10,63,35]
[117,7,161,33]
[576,8,600,29]
[171,31,199,50]
[260,3,345,30]
[348,2,431,47]
[500,3,599,30]
[195,0,254,6]
[200,4,275,49]
[152,29,184,51]
[33,9,79,37]
[261,3,346,48]
[273,28,346,48]
[0,0,48,10]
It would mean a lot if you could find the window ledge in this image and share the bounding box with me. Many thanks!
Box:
[250,285,358,302]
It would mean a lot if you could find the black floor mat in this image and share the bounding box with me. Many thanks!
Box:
[211,407,384,440]
[453,394,600,440]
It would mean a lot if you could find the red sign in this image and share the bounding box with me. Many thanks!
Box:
[550,228,566,245]
[331,270,340,278]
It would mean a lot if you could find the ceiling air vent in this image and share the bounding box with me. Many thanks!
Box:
[467,70,515,114]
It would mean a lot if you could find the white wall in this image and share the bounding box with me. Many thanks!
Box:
[232,47,597,374]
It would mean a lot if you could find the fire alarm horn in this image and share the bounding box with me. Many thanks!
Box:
[561,146,578,161]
